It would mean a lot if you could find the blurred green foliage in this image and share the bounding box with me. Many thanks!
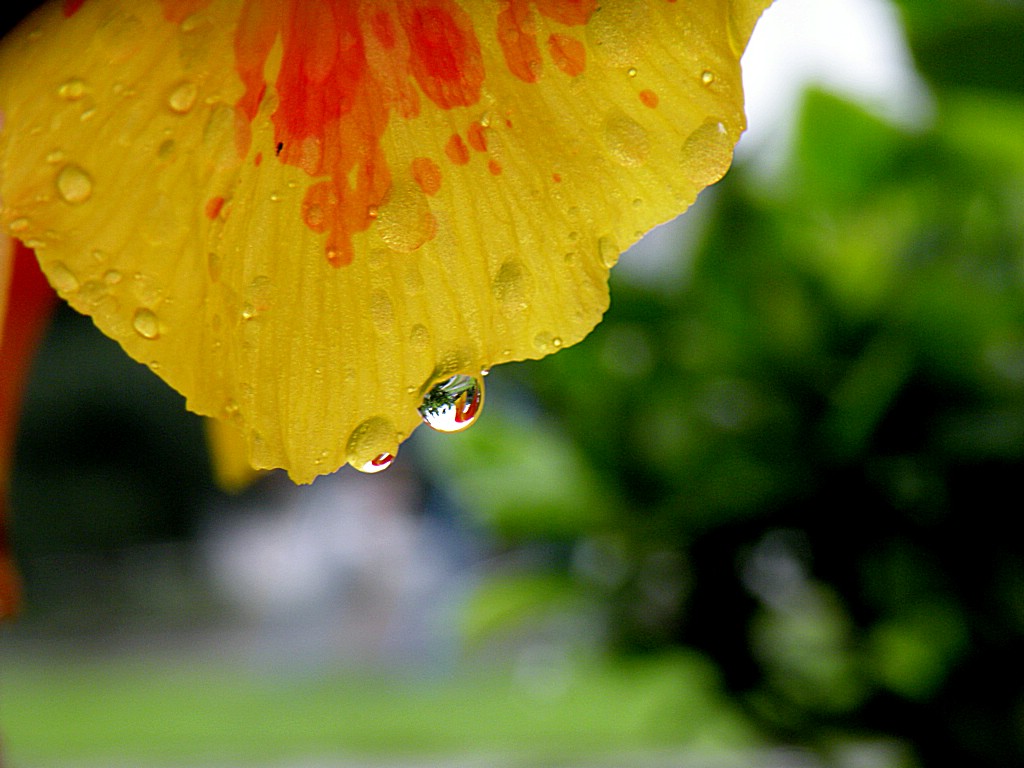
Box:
[421,2,1024,765]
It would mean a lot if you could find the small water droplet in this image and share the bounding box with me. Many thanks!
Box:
[598,235,620,269]
[56,164,93,204]
[356,453,395,474]
[48,261,79,293]
[58,78,86,100]
[627,67,638,78]
[701,69,715,85]
[132,307,160,339]
[418,374,484,433]
[8,217,29,233]
[46,149,66,164]
[168,81,198,113]
[103,269,122,285]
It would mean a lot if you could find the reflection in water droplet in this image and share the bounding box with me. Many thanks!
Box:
[356,453,395,474]
[56,164,93,204]
[168,81,198,113]
[419,374,484,433]
[681,118,734,187]
[49,261,79,293]
[132,307,160,339]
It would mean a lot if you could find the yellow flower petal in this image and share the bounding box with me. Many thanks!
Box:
[0,0,770,482]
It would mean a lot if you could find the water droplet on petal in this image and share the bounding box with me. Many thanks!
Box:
[419,374,484,433]
[603,110,650,167]
[681,118,734,187]
[103,269,122,285]
[347,416,399,471]
[8,217,29,233]
[48,261,79,293]
[56,164,93,204]
[168,81,198,114]
[701,69,715,85]
[627,67,638,78]
[57,78,86,100]
[132,307,160,339]
[598,235,620,269]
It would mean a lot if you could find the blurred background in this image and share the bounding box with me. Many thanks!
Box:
[3,0,1024,766]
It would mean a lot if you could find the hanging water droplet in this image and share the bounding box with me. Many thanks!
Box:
[56,164,93,204]
[418,374,484,433]
[356,452,395,474]
[598,235,620,269]
[132,307,160,339]
[347,416,399,472]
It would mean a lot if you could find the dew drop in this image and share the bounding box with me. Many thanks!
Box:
[57,78,86,100]
[626,67,638,78]
[56,164,93,204]
[48,261,79,293]
[167,81,198,114]
[46,149,66,164]
[8,217,29,233]
[681,118,734,187]
[132,307,160,339]
[598,235,620,269]
[346,416,399,471]
[103,269,122,285]
[701,70,715,85]
[418,374,484,433]
[603,111,650,167]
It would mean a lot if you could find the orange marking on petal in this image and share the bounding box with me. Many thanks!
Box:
[412,156,443,196]
[205,196,226,220]
[488,159,503,175]
[445,133,471,165]
[534,0,598,25]
[552,172,562,183]
[639,89,659,108]
[254,151,263,166]
[498,1,596,83]
[547,33,586,77]
[399,1,484,110]
[467,121,488,152]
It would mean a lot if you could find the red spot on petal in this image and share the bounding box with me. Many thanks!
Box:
[639,89,659,108]
[488,159,503,176]
[466,121,488,153]
[62,0,86,17]
[552,172,562,183]
[498,0,596,82]
[445,133,470,165]
[254,152,263,166]
[412,157,442,196]
[205,196,226,220]
[547,33,585,77]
